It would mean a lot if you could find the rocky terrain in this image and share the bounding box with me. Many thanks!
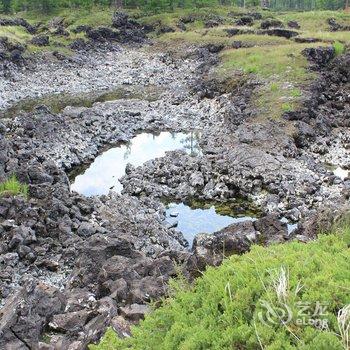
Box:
[0,10,349,350]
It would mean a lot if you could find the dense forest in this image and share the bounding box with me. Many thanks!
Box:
[0,0,348,13]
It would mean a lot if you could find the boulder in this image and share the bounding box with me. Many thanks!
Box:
[31,35,49,46]
[86,27,119,41]
[0,17,36,34]
[180,14,196,24]
[260,19,284,29]
[157,25,175,34]
[203,43,225,53]
[253,214,288,243]
[288,20,300,29]
[112,12,129,28]
[235,16,254,26]
[204,20,219,28]
[302,46,335,67]
[0,281,65,349]
[327,18,349,31]
[72,25,92,34]
[261,28,298,39]
[294,37,319,43]
[225,28,240,36]
[49,310,96,332]
[119,304,150,322]
[69,38,88,51]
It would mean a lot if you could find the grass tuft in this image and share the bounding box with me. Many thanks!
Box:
[333,41,346,56]
[0,175,29,199]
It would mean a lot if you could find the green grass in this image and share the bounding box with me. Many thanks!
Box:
[219,42,325,119]
[91,232,350,350]
[0,175,29,198]
[333,41,346,56]
[0,25,32,43]
[278,10,350,31]
[3,7,349,121]
[297,30,350,43]
[19,6,114,28]
[153,9,349,120]
[159,30,291,47]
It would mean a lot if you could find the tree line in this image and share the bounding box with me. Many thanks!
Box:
[0,0,348,14]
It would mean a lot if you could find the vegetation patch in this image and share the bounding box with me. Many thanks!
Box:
[0,25,32,43]
[91,233,350,350]
[0,175,29,198]
[220,42,323,119]
[333,41,346,55]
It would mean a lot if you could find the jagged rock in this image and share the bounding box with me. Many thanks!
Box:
[294,37,319,43]
[247,12,262,20]
[180,14,196,23]
[111,316,131,338]
[327,18,350,31]
[253,214,288,243]
[52,26,69,37]
[188,215,288,275]
[119,304,149,322]
[72,25,92,34]
[0,22,349,349]
[288,20,300,29]
[0,281,65,349]
[157,25,175,34]
[86,27,119,41]
[225,28,240,36]
[31,35,49,46]
[204,20,220,28]
[177,21,186,31]
[110,11,147,43]
[235,16,254,26]
[204,43,225,53]
[0,17,36,34]
[302,46,335,67]
[69,38,88,51]
[261,28,298,39]
[112,12,129,28]
[189,221,256,272]
[49,310,96,332]
[225,27,255,36]
[260,19,284,29]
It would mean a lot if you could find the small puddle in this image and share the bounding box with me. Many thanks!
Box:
[324,163,349,181]
[0,85,162,118]
[165,201,258,246]
[71,131,201,196]
[333,167,349,180]
[165,201,298,247]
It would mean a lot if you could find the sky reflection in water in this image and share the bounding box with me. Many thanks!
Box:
[166,202,256,246]
[71,132,200,196]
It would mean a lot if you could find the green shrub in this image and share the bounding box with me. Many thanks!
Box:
[333,41,345,56]
[91,234,350,350]
[0,175,29,198]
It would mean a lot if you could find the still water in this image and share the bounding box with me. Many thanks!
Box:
[165,203,298,246]
[71,131,201,196]
[165,202,256,246]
